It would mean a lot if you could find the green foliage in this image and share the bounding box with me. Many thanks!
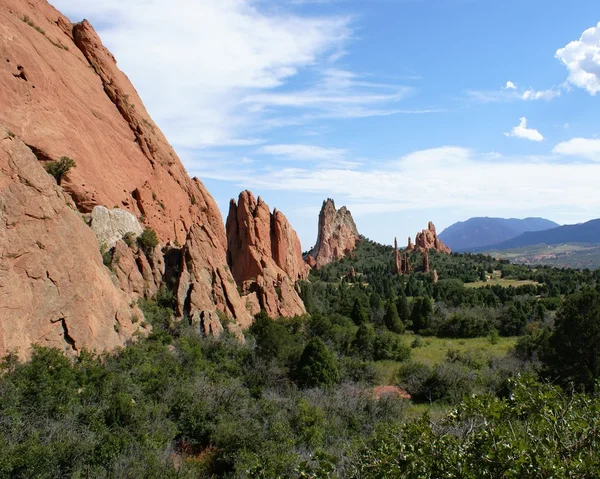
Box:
[122,231,137,247]
[349,377,600,478]
[373,331,411,361]
[545,288,600,391]
[295,338,340,388]
[352,323,376,360]
[44,156,75,185]
[383,301,405,334]
[350,298,369,325]
[137,227,159,253]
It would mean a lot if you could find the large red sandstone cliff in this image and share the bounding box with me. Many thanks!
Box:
[307,198,360,269]
[0,0,251,356]
[226,191,308,318]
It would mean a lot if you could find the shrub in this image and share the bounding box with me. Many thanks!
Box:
[295,338,340,389]
[137,227,159,254]
[45,156,75,185]
[122,232,137,247]
[373,331,411,361]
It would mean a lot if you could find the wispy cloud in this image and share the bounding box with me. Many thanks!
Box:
[467,81,561,104]
[259,144,347,161]
[556,21,600,95]
[504,117,544,142]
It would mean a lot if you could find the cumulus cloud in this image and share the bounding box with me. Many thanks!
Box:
[504,81,517,90]
[504,117,544,142]
[553,138,600,161]
[556,22,600,95]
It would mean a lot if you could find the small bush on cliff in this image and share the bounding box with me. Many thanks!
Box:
[45,156,75,185]
[137,227,159,254]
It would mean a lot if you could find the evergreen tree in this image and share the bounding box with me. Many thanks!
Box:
[545,288,600,391]
[350,298,369,326]
[383,301,405,334]
[295,338,340,388]
[396,291,410,324]
[352,323,376,360]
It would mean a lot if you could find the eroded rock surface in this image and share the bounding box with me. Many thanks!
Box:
[0,0,252,351]
[307,198,360,269]
[90,206,143,249]
[226,191,307,318]
[0,130,143,358]
[413,222,451,254]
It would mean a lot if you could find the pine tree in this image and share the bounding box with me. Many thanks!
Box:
[351,298,369,326]
[295,338,340,388]
[383,301,405,334]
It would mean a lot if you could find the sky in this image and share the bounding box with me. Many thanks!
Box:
[53,0,600,250]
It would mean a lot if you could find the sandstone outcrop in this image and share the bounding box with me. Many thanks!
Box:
[0,130,143,358]
[413,222,451,254]
[307,199,360,269]
[90,206,144,249]
[0,0,254,352]
[407,237,414,252]
[226,191,307,318]
[423,251,431,273]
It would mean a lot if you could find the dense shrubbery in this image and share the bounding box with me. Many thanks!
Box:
[2,238,600,477]
[349,378,600,478]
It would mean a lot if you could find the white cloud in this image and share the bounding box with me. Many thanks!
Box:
[553,138,600,161]
[556,22,600,95]
[467,83,561,103]
[51,0,357,148]
[504,117,544,142]
[189,146,600,219]
[259,144,347,161]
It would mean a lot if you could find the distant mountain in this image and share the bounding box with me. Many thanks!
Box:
[480,218,600,251]
[439,217,559,252]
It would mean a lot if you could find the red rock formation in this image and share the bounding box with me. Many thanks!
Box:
[407,237,414,252]
[372,385,412,400]
[432,269,439,284]
[0,130,143,358]
[307,199,360,269]
[226,191,308,318]
[414,222,451,254]
[402,252,412,274]
[0,0,253,353]
[422,251,431,273]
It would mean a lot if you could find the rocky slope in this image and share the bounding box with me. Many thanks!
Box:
[0,0,251,356]
[306,199,360,269]
[411,222,451,254]
[227,191,308,318]
[0,129,143,357]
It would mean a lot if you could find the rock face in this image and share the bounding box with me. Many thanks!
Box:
[307,199,360,269]
[0,0,253,353]
[0,130,143,358]
[226,191,308,318]
[413,222,451,254]
[422,251,431,273]
[90,206,144,249]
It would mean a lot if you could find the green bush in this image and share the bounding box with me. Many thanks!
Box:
[137,227,159,254]
[295,338,340,389]
[45,156,75,185]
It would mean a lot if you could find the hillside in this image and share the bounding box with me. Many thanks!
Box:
[438,217,559,251]
[477,218,600,251]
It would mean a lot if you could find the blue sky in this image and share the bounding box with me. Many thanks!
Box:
[54,0,600,249]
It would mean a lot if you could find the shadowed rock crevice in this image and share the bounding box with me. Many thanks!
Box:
[53,318,77,352]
